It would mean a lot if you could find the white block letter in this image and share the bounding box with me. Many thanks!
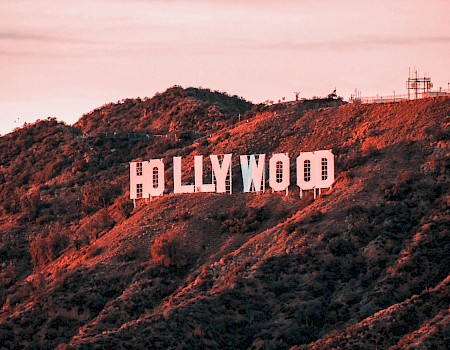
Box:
[173,156,194,194]
[194,155,215,192]
[296,152,318,190]
[148,159,165,197]
[269,153,290,192]
[211,154,232,193]
[240,154,266,192]
[314,149,335,189]
[130,161,149,199]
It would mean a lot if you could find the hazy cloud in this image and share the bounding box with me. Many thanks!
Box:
[254,36,450,52]
[0,29,93,44]
[0,30,56,41]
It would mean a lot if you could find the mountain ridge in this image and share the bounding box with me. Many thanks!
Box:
[0,88,449,349]
[74,86,253,135]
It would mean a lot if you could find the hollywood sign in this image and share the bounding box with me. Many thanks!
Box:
[130,150,334,203]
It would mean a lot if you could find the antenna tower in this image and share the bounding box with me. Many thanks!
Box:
[406,67,433,100]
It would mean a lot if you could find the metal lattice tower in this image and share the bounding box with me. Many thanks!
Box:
[406,67,433,100]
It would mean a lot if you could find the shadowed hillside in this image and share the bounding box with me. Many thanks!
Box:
[0,89,448,349]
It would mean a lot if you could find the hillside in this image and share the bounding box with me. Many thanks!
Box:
[0,89,449,349]
[74,86,253,135]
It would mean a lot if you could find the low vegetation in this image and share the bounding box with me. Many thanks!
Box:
[0,88,448,349]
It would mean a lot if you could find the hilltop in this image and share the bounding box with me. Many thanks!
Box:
[74,86,253,135]
[0,87,449,349]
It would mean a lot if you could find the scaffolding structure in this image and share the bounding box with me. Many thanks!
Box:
[406,68,433,100]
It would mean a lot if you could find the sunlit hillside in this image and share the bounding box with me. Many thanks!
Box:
[0,89,448,349]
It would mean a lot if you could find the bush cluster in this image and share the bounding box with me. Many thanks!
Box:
[30,223,70,270]
[218,206,269,234]
[151,232,194,267]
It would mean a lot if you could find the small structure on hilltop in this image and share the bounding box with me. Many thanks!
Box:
[406,68,433,100]
[350,68,448,104]
[327,88,337,99]
[422,88,450,98]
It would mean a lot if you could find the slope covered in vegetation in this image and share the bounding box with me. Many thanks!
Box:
[74,86,252,135]
[0,90,448,349]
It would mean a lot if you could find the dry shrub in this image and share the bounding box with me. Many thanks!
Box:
[116,195,134,218]
[151,232,193,267]
[30,224,70,270]
[220,206,269,234]
[86,246,104,259]
[306,210,323,223]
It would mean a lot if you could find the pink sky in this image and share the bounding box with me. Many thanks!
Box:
[1,0,449,135]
